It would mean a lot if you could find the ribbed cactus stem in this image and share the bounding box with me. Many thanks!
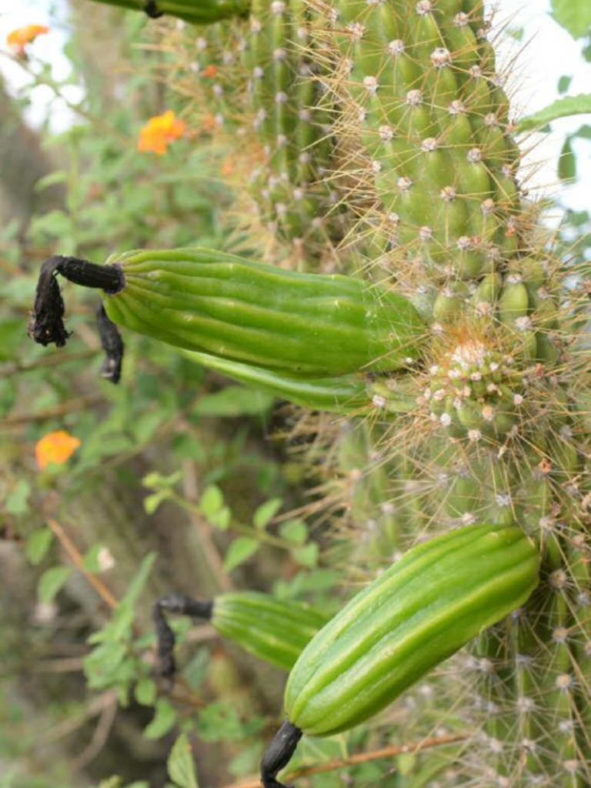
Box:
[241,0,344,258]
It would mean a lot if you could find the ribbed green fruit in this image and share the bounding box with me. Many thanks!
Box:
[213,592,328,670]
[284,524,539,736]
[87,0,250,24]
[182,349,370,411]
[103,247,425,377]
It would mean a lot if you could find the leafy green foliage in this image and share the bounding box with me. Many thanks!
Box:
[551,0,591,39]
[167,734,199,788]
[38,566,72,604]
[519,93,591,130]
[25,527,53,565]
[223,537,259,572]
[84,554,157,703]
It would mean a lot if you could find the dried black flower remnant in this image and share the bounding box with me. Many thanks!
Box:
[96,303,124,384]
[29,255,125,381]
[29,256,70,347]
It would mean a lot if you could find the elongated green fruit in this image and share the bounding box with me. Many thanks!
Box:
[286,524,539,735]
[154,591,328,674]
[87,0,250,24]
[214,592,329,670]
[101,248,424,377]
[261,524,539,787]
[182,349,370,411]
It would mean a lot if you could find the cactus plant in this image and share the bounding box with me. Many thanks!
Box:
[30,0,590,785]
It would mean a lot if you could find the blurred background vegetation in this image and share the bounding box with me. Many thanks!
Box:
[0,1,589,787]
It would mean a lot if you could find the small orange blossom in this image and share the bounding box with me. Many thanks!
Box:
[201,65,218,79]
[137,110,186,155]
[6,25,49,56]
[35,430,81,470]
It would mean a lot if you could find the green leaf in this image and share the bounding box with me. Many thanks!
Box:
[557,75,573,94]
[253,498,282,530]
[208,506,231,531]
[144,490,171,515]
[223,537,259,572]
[26,527,53,565]
[168,733,199,788]
[558,137,577,181]
[5,479,31,515]
[135,678,157,706]
[291,543,319,568]
[34,170,68,192]
[196,703,246,742]
[199,485,224,518]
[551,0,591,39]
[123,553,157,606]
[38,566,72,604]
[142,471,181,491]
[194,386,274,417]
[97,778,123,788]
[132,410,163,443]
[82,544,104,573]
[144,699,177,740]
[142,471,163,490]
[279,519,308,545]
[519,94,591,131]
[574,123,591,139]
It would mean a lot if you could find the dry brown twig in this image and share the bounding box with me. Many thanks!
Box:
[220,733,468,788]
[47,518,205,710]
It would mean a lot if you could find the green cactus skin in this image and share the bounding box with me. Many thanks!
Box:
[212,591,328,670]
[102,247,425,377]
[240,0,342,255]
[284,524,539,737]
[322,0,522,277]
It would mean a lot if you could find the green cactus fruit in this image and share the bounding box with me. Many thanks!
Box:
[87,0,251,24]
[260,524,540,787]
[31,250,425,378]
[102,247,424,376]
[154,591,328,675]
[181,348,371,411]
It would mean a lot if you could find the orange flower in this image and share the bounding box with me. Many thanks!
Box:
[35,430,81,470]
[201,65,218,79]
[137,110,187,155]
[6,25,49,56]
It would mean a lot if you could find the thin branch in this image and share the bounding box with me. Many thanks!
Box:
[0,349,97,377]
[221,733,468,788]
[39,691,117,745]
[182,459,234,593]
[71,691,118,771]
[48,520,207,710]
[47,518,118,610]
[31,656,85,673]
[1,394,104,427]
